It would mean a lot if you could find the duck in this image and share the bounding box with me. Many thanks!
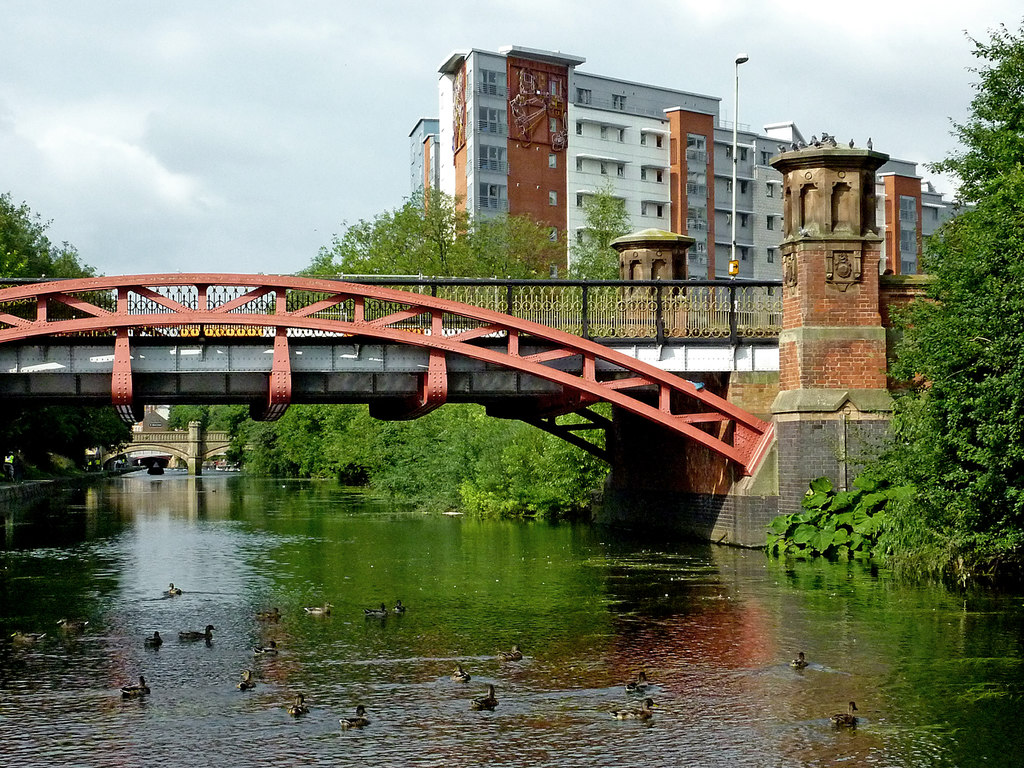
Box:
[470,684,499,711]
[393,600,406,614]
[178,624,215,642]
[255,607,281,622]
[790,651,809,669]
[303,603,332,616]
[339,705,371,729]
[144,631,163,648]
[451,664,471,683]
[612,697,656,720]
[57,618,88,633]
[164,583,183,597]
[10,631,46,645]
[254,640,279,655]
[498,644,523,661]
[237,670,257,691]
[831,701,858,728]
[364,603,388,618]
[625,671,649,693]
[121,675,151,698]
[287,693,309,717]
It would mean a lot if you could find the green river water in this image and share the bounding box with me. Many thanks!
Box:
[1,471,1023,767]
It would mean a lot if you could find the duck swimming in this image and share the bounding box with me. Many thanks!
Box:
[57,618,88,633]
[451,664,471,683]
[287,693,309,717]
[498,644,523,661]
[10,631,45,645]
[393,600,406,614]
[340,705,370,729]
[144,631,163,648]
[164,583,183,597]
[626,671,649,693]
[831,701,858,728]
[254,640,279,655]
[237,670,256,691]
[256,607,280,622]
[303,603,332,616]
[790,651,809,669]
[121,675,151,698]
[178,624,215,641]
[470,684,498,711]
[612,698,656,720]
[364,603,388,618]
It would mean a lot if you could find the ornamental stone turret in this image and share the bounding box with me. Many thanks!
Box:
[610,228,694,280]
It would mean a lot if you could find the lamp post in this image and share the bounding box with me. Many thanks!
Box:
[729,53,748,279]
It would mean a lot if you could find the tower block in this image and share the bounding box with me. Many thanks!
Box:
[770,141,893,511]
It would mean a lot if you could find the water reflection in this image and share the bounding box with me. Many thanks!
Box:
[0,474,1021,766]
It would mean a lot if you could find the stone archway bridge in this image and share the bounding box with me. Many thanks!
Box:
[122,423,231,474]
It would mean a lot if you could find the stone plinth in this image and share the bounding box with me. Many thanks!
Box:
[610,228,694,280]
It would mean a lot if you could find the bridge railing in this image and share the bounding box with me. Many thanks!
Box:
[0,277,782,344]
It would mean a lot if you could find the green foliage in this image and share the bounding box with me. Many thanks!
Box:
[568,183,631,279]
[237,403,606,519]
[879,22,1024,583]
[167,404,247,432]
[308,189,560,278]
[766,474,903,560]
[0,405,131,469]
[0,192,94,279]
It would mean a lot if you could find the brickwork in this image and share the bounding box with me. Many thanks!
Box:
[779,334,888,390]
[726,372,779,419]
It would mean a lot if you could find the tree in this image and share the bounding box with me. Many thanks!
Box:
[309,189,562,278]
[567,183,631,279]
[880,22,1024,583]
[0,192,94,279]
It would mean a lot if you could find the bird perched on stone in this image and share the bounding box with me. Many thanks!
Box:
[849,139,855,148]
[867,137,873,150]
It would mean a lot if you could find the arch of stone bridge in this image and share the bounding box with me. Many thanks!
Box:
[122,443,189,464]
[0,274,774,475]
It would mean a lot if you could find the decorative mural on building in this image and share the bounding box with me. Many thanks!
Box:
[452,66,467,152]
[508,64,567,150]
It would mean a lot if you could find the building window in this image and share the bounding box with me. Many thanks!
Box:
[656,169,663,183]
[617,128,625,143]
[576,121,583,135]
[548,227,559,242]
[479,69,507,96]
[740,213,748,227]
[726,180,733,192]
[549,117,558,134]
[575,157,583,172]
[767,248,776,264]
[641,167,647,181]
[549,79,559,96]
[640,133,647,146]
[641,202,648,216]
[576,88,591,104]
[576,193,584,207]
[766,184,774,198]
[739,147,748,161]
[616,164,624,178]
[478,106,506,134]
[766,215,774,230]
[725,145,732,158]
[656,204,664,217]
[740,246,749,261]
[761,150,770,165]
[549,191,558,206]
[740,180,748,194]
[613,94,626,110]
[600,162,608,175]
[548,153,557,169]
[656,134,663,148]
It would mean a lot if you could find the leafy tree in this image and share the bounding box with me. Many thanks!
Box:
[0,192,94,279]
[880,22,1024,583]
[568,183,631,279]
[309,189,562,278]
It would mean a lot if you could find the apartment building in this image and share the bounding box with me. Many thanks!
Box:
[415,45,954,278]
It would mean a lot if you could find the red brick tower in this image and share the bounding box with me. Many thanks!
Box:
[770,141,893,511]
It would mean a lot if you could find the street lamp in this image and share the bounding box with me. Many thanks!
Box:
[729,53,748,279]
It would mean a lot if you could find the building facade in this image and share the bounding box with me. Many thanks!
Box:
[417,45,954,278]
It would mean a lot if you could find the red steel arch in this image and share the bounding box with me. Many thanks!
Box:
[0,274,774,474]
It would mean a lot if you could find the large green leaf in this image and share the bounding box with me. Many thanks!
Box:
[810,527,836,552]
[809,476,834,493]
[768,515,792,535]
[792,524,818,545]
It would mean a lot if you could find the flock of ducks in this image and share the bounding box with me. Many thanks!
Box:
[9,583,859,730]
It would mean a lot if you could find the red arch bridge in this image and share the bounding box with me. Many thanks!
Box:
[0,274,779,475]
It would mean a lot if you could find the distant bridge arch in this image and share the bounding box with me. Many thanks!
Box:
[0,274,774,475]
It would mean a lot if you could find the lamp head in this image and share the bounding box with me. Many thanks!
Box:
[735,53,749,65]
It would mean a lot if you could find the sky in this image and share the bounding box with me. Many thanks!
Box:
[2,1,1021,277]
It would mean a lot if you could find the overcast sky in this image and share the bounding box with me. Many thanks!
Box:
[2,2,1020,277]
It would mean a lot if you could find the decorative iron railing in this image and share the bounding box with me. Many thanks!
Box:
[0,277,782,344]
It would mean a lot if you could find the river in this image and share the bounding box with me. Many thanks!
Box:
[1,471,1022,767]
